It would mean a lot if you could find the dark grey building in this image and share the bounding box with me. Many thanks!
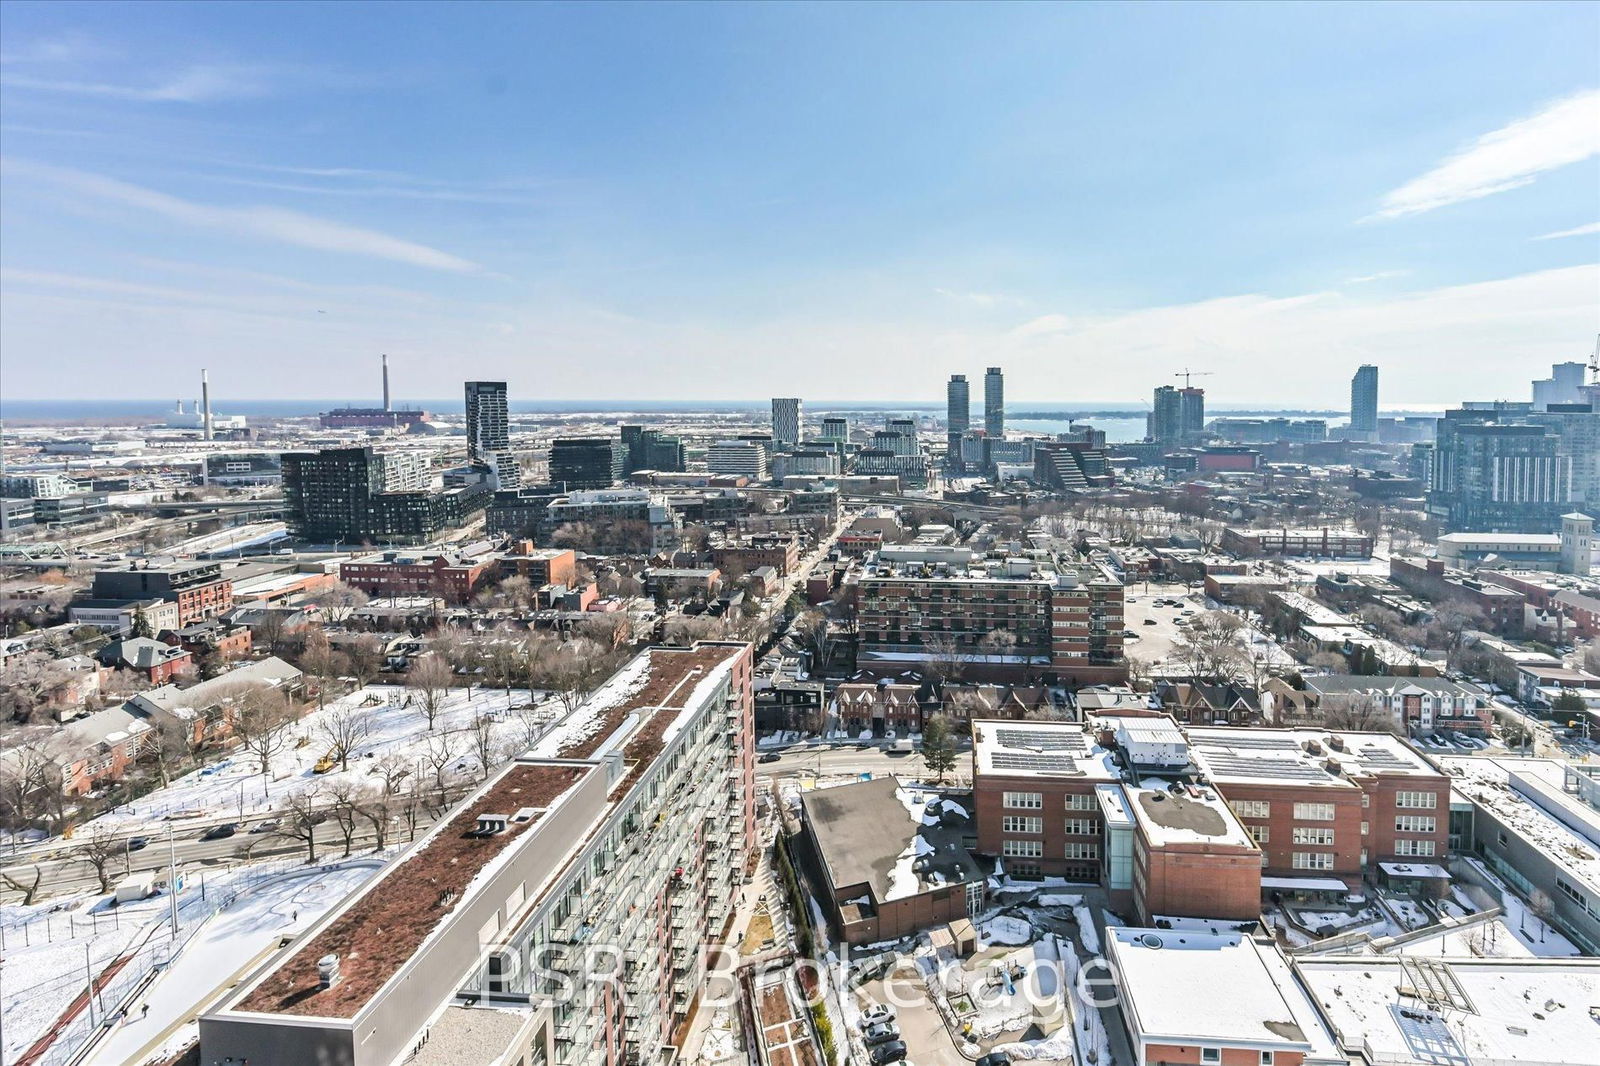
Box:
[984,366,1004,438]
[463,381,510,463]
[946,374,970,472]
[548,437,623,490]
[1148,385,1204,445]
[1428,403,1597,533]
[281,447,487,545]
[1350,364,1379,435]
[620,425,686,474]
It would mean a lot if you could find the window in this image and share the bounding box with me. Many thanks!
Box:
[1294,802,1335,821]
[1260,1054,1274,1066]
[1002,839,1043,858]
[1065,793,1097,811]
[1556,877,1591,914]
[1292,852,1335,870]
[1201,1050,1220,1065]
[1247,824,1270,844]
[1393,839,1435,857]
[1002,816,1043,835]
[1004,791,1042,810]
[1361,821,1370,836]
[1064,842,1099,861]
[1232,799,1271,819]
[1395,790,1438,809]
[1292,827,1334,846]
[1063,819,1096,836]
[1395,815,1436,834]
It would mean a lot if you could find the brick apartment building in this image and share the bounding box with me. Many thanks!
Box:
[857,546,1126,685]
[832,680,928,735]
[91,561,234,627]
[493,541,579,588]
[201,642,754,1066]
[1388,555,1526,633]
[711,531,801,576]
[339,550,494,604]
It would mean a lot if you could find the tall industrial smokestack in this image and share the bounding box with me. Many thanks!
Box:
[382,353,391,413]
[201,368,213,441]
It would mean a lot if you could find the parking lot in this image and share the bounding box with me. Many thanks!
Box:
[1121,582,1207,671]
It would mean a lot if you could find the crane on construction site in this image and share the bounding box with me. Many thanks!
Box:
[1589,333,1599,384]
[1174,368,1213,388]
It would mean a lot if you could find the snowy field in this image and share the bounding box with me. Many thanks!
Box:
[1,855,380,1064]
[82,860,380,1066]
[92,683,557,834]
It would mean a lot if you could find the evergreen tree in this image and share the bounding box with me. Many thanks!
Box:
[921,715,957,783]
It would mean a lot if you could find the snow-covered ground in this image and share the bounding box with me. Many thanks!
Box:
[92,683,554,834]
[82,859,381,1066]
[1,855,380,1065]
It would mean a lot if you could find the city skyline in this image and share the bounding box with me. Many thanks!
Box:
[1,3,1597,405]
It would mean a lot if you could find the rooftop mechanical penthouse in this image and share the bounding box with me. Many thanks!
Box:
[200,641,755,1066]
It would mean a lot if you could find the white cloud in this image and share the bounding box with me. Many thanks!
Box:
[1533,221,1600,241]
[934,287,1023,310]
[1345,270,1410,284]
[0,64,284,103]
[4,161,485,274]
[1374,89,1600,219]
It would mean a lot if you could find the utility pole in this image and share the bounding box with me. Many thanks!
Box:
[165,826,180,939]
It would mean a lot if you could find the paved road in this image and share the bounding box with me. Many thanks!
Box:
[1,812,438,902]
[756,741,974,785]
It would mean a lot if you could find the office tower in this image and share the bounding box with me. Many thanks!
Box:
[820,416,849,442]
[771,397,802,448]
[1533,362,1587,409]
[1350,365,1379,435]
[464,381,510,463]
[946,374,970,471]
[1148,385,1205,445]
[281,447,486,545]
[984,366,1004,438]
[621,425,686,474]
[549,437,624,490]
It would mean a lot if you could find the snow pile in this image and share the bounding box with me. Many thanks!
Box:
[981,915,1033,947]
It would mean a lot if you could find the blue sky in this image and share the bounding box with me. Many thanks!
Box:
[1,1,1596,407]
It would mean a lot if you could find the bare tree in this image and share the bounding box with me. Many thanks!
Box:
[344,634,386,688]
[317,703,373,772]
[535,638,623,715]
[0,739,67,834]
[922,633,973,687]
[276,787,328,864]
[406,652,454,730]
[661,615,724,647]
[1323,693,1398,734]
[419,731,461,808]
[308,581,370,625]
[0,865,44,905]
[511,702,555,748]
[325,779,363,857]
[0,653,76,724]
[977,628,1019,662]
[299,629,349,711]
[484,640,525,710]
[232,685,297,780]
[75,825,124,893]
[470,709,504,780]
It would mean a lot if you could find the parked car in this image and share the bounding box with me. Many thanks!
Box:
[870,1042,908,1065]
[200,823,237,841]
[758,752,782,764]
[863,1023,900,1046]
[977,1054,1012,1066]
[250,819,281,834]
[860,1005,895,1027]
[125,836,150,852]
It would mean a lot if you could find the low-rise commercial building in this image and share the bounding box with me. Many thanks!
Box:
[340,550,494,604]
[1221,527,1374,558]
[91,561,234,627]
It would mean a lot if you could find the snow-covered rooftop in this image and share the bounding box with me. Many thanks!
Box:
[1440,755,1600,895]
[1297,956,1600,1063]
[1187,726,1441,789]
[1106,927,1340,1057]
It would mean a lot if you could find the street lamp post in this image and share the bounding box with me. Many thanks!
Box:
[165,826,180,939]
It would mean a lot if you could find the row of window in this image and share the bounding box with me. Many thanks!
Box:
[1394,815,1436,834]
[1231,791,1440,820]
[1393,839,1435,857]
[1002,791,1098,811]
[1001,840,1102,861]
[1001,818,1098,836]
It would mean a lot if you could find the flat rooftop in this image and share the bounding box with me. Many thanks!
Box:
[1187,727,1441,789]
[1297,956,1600,1063]
[803,777,980,904]
[1439,755,1600,894]
[970,718,1122,782]
[1106,928,1339,1055]
[235,762,590,1018]
[1127,784,1254,849]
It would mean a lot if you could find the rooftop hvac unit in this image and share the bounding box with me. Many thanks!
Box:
[475,812,509,835]
[318,953,341,989]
